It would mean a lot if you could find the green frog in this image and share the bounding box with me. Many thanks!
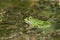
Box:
[24,16,51,28]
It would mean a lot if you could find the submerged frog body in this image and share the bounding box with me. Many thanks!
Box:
[24,16,51,28]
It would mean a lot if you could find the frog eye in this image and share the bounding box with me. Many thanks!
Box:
[29,16,32,19]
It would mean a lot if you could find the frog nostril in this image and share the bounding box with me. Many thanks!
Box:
[27,18,29,20]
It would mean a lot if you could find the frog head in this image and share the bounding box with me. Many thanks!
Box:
[24,16,32,24]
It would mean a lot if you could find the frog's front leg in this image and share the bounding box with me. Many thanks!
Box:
[29,24,38,30]
[29,24,33,29]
